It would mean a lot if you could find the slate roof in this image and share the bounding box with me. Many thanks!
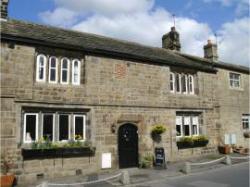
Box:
[0,19,249,74]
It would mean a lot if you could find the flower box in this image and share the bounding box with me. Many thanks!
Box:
[177,136,209,149]
[22,147,95,160]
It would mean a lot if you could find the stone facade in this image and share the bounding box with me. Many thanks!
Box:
[216,69,249,147]
[0,25,249,185]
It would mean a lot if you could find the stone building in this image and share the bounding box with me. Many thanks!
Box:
[0,1,249,185]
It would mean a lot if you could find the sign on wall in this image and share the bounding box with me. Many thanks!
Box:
[102,153,112,169]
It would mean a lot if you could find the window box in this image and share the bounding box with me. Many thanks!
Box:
[22,147,95,160]
[176,136,209,149]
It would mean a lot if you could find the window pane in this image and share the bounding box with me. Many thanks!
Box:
[63,60,68,68]
[192,125,198,135]
[50,69,56,81]
[176,74,180,92]
[73,61,79,84]
[25,115,37,141]
[59,115,69,141]
[62,70,67,82]
[176,125,181,136]
[51,58,56,67]
[75,116,84,140]
[182,75,187,93]
[43,114,53,141]
[184,125,190,136]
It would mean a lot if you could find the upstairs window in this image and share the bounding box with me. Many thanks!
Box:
[36,54,47,82]
[72,59,81,85]
[49,57,58,83]
[61,58,70,84]
[170,73,175,92]
[242,114,250,130]
[170,72,195,95]
[229,72,241,88]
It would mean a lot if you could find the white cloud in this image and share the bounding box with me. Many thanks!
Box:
[39,7,78,27]
[53,0,154,16]
[39,0,249,66]
[217,17,250,66]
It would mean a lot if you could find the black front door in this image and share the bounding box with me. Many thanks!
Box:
[118,123,138,168]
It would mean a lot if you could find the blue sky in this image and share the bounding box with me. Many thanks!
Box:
[8,0,250,66]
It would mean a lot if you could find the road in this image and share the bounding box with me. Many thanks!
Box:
[136,162,249,187]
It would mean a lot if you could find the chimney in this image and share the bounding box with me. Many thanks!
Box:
[1,0,9,20]
[203,40,218,62]
[162,26,181,51]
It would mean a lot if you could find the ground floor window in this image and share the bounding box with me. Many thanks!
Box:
[176,113,200,137]
[23,110,86,143]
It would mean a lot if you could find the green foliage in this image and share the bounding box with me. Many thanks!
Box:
[30,135,92,150]
[177,135,209,148]
[151,124,166,135]
[139,153,154,168]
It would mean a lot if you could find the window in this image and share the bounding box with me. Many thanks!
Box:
[188,75,194,94]
[72,59,81,85]
[242,114,250,130]
[170,73,175,92]
[176,116,182,137]
[182,74,188,94]
[184,117,190,136]
[61,58,70,84]
[176,114,200,137]
[43,114,54,141]
[59,114,70,141]
[49,57,58,83]
[73,115,85,140]
[24,113,38,143]
[36,54,47,82]
[23,111,87,143]
[175,73,181,93]
[170,72,195,94]
[192,116,199,135]
[229,72,241,88]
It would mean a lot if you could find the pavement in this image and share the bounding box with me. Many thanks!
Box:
[21,153,249,187]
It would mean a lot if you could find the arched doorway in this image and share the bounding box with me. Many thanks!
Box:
[118,123,138,168]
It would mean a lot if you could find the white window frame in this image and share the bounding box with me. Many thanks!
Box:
[42,113,55,142]
[242,114,250,130]
[183,116,191,136]
[191,116,199,136]
[59,114,71,142]
[176,73,182,94]
[36,54,47,82]
[72,59,81,85]
[48,56,58,84]
[60,58,70,84]
[23,113,38,143]
[170,72,175,93]
[229,72,241,88]
[188,75,194,94]
[73,115,86,141]
[176,116,183,137]
[182,74,188,94]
